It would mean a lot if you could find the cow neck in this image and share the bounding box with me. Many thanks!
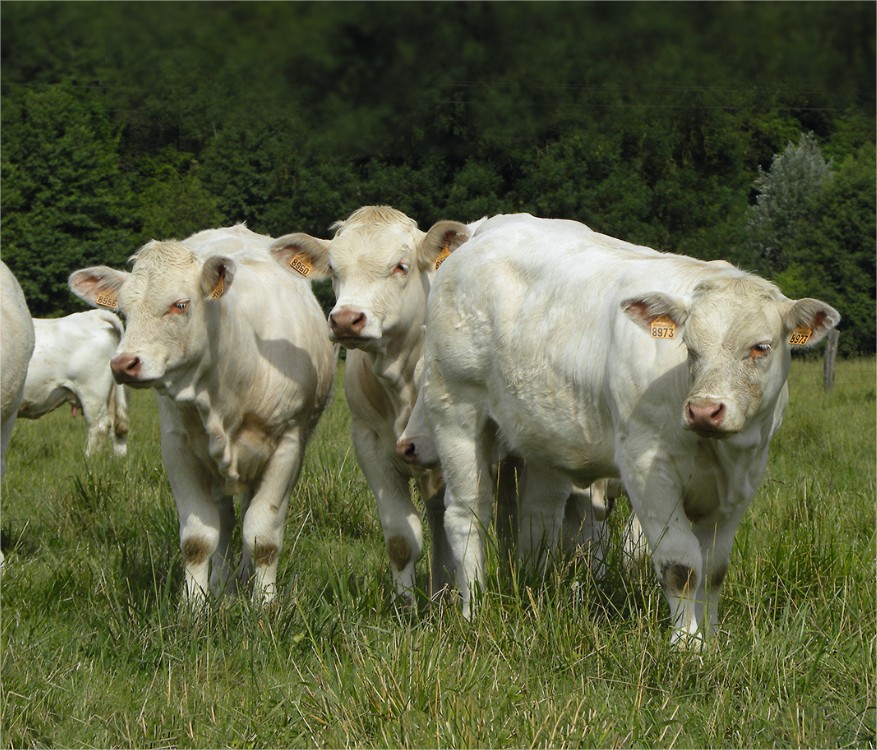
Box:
[367,322,424,435]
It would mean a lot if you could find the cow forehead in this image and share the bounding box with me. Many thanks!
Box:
[123,241,200,305]
[687,276,785,344]
[331,222,417,268]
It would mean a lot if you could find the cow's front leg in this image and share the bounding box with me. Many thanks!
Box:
[160,415,218,607]
[624,469,704,648]
[353,422,423,604]
[693,507,746,636]
[241,428,306,605]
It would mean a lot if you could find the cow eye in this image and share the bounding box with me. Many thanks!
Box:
[168,300,190,315]
[749,342,771,359]
[393,261,409,276]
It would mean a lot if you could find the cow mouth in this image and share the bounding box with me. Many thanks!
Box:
[684,422,735,440]
[113,373,158,388]
[331,335,379,351]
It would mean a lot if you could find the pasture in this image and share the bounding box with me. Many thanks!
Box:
[1,358,874,748]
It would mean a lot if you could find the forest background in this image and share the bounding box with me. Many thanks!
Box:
[2,1,874,355]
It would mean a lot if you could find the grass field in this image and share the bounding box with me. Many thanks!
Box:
[1,358,874,749]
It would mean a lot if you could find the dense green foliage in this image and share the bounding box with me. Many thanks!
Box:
[2,2,874,352]
[2,359,875,747]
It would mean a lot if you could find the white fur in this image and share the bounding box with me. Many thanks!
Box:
[70,224,336,606]
[19,310,129,456]
[422,213,839,644]
[272,207,472,602]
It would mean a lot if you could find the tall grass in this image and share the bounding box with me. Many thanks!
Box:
[1,359,874,748]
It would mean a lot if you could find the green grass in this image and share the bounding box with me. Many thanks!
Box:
[2,359,874,748]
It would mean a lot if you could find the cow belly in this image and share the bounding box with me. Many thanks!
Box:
[19,383,76,419]
[487,384,616,482]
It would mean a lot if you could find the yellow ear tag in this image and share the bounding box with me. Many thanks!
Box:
[434,244,451,271]
[289,252,313,277]
[789,325,812,346]
[96,289,119,310]
[650,315,676,339]
[209,275,225,300]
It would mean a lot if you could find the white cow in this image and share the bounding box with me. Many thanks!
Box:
[1,260,35,477]
[421,213,840,645]
[271,206,471,603]
[69,224,335,606]
[19,310,129,456]
[1,260,36,570]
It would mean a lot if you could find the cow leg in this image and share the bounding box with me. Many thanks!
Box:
[623,469,703,647]
[79,392,112,456]
[562,481,612,581]
[241,427,306,606]
[516,464,571,575]
[110,384,129,457]
[693,509,744,635]
[428,401,494,619]
[159,398,218,607]
[352,421,423,604]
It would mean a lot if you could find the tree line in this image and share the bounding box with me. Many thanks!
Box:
[2,1,874,354]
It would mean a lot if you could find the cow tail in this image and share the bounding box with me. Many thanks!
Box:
[95,309,125,339]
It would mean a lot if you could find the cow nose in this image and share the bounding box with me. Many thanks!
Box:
[329,307,367,338]
[686,399,725,430]
[111,353,141,383]
[395,437,419,464]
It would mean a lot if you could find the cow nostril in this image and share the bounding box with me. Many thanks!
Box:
[710,403,725,423]
[403,441,416,457]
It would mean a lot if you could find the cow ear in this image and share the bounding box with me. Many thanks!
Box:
[621,293,689,340]
[271,234,332,280]
[783,298,841,347]
[417,220,470,272]
[69,267,128,311]
[201,256,236,301]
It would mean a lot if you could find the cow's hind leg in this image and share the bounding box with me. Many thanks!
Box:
[427,398,494,619]
[80,391,112,456]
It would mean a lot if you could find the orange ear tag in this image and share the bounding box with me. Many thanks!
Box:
[96,289,119,310]
[789,325,812,346]
[650,315,676,339]
[434,244,451,271]
[209,275,225,300]
[289,252,313,277]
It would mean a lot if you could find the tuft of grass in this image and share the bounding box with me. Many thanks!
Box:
[1,359,874,748]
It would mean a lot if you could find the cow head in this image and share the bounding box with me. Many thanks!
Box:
[69,241,235,393]
[271,206,468,353]
[623,275,840,438]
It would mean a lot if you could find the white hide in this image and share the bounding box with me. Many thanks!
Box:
[0,260,35,571]
[271,206,471,602]
[19,310,129,456]
[422,213,840,645]
[69,224,335,606]
[1,261,35,478]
